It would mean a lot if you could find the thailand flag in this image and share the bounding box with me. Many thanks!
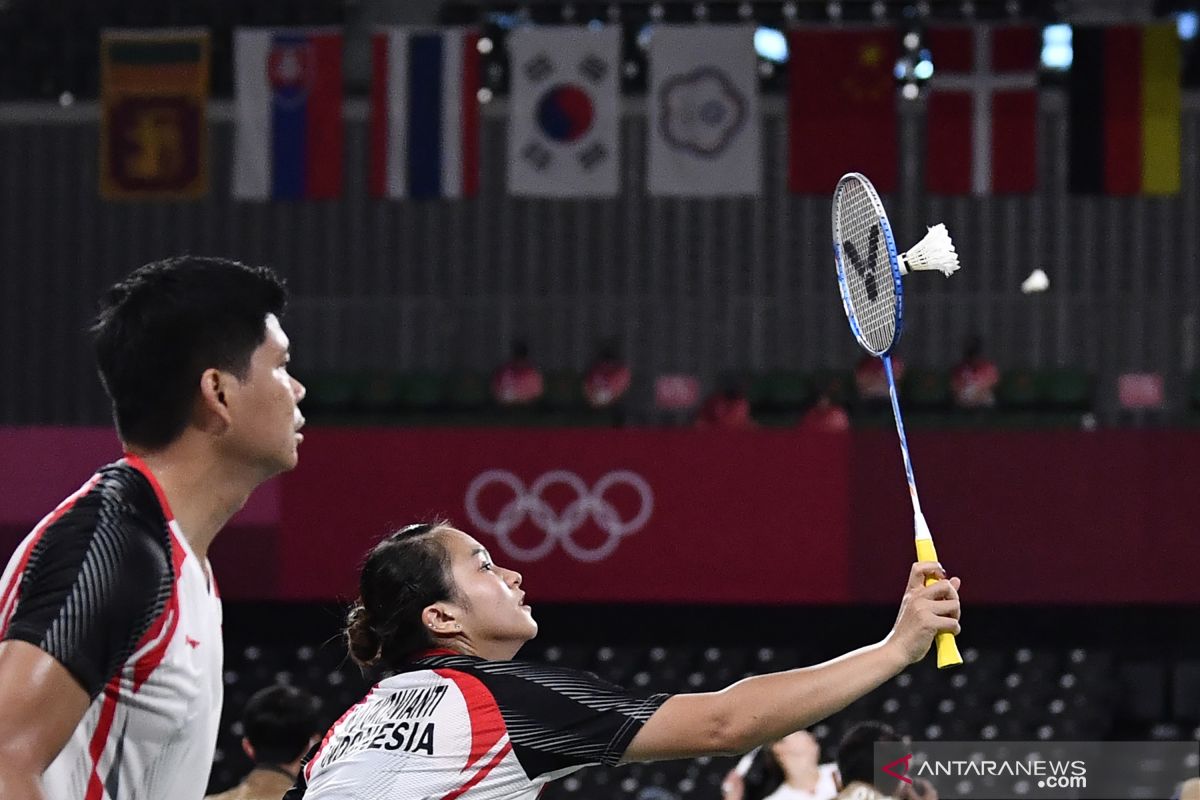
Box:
[369,27,480,199]
[233,28,343,200]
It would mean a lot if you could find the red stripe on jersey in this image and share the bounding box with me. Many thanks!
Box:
[130,531,185,692]
[122,455,177,522]
[435,668,507,772]
[306,686,379,781]
[118,457,189,691]
[0,474,102,635]
[441,741,512,800]
[84,677,122,800]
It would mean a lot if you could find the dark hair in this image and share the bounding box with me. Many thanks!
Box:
[836,721,900,789]
[346,522,459,669]
[242,684,321,765]
[740,746,785,800]
[91,256,287,450]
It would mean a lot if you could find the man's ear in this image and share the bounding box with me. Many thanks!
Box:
[197,368,234,434]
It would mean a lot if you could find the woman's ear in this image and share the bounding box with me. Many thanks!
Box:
[422,603,462,636]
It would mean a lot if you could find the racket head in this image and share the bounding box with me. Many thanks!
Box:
[831,172,904,357]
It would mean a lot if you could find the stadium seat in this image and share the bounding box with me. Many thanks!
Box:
[398,371,446,413]
[997,368,1041,411]
[1187,370,1200,423]
[543,370,585,412]
[1042,367,1094,412]
[444,371,491,412]
[298,372,357,418]
[1116,661,1168,724]
[902,367,951,412]
[750,370,811,425]
[1172,661,1200,723]
[809,368,856,407]
[357,371,405,417]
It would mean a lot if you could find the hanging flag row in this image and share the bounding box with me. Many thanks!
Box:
[99,24,1183,200]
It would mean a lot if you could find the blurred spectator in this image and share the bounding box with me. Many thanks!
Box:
[950,335,999,410]
[800,389,850,433]
[834,721,935,800]
[721,730,838,800]
[206,685,321,800]
[490,340,544,407]
[583,340,632,410]
[855,354,903,411]
[696,381,755,429]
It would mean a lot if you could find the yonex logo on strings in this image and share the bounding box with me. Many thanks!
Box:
[842,224,881,302]
[464,470,654,562]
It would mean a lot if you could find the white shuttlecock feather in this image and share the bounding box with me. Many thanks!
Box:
[1021,269,1049,294]
[899,223,960,277]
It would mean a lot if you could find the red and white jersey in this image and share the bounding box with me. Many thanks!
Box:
[288,651,669,800]
[0,455,223,800]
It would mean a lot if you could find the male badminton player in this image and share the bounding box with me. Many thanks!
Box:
[0,257,305,800]
[285,523,961,799]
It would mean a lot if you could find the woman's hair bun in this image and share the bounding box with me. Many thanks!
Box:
[345,603,382,667]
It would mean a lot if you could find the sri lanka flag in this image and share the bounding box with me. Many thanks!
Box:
[233,28,343,200]
[369,27,480,199]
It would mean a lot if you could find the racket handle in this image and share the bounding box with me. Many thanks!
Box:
[914,537,963,669]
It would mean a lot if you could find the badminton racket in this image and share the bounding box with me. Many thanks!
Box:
[831,172,962,669]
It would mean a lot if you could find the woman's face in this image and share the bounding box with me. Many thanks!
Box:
[771,730,819,765]
[438,528,538,657]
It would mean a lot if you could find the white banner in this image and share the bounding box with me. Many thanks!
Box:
[647,25,761,196]
[507,26,620,197]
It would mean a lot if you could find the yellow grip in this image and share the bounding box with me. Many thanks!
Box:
[914,538,963,669]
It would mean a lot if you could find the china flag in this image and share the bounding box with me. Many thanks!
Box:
[789,27,898,194]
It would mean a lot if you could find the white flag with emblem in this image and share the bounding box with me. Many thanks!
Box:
[647,24,761,196]
[508,26,620,197]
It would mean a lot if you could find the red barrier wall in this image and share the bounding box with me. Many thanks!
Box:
[2,427,1197,604]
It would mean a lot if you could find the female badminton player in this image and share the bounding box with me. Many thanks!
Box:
[285,523,961,800]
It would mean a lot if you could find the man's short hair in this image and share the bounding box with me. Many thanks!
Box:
[242,684,321,765]
[91,256,287,449]
[836,721,901,789]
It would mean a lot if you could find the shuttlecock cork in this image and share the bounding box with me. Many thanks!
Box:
[1021,269,1049,294]
[899,223,960,277]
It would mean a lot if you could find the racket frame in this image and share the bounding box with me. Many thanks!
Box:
[832,172,905,359]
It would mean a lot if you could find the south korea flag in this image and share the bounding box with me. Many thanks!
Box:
[507,26,620,197]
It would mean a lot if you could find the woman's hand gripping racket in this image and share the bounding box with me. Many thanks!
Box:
[831,172,963,669]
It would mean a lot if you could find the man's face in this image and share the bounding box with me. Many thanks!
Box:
[221,313,305,478]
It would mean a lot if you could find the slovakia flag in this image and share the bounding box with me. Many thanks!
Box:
[233,28,343,200]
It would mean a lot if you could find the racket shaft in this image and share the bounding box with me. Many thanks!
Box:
[883,356,963,668]
[882,356,918,494]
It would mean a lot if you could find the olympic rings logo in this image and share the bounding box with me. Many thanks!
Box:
[464,470,654,562]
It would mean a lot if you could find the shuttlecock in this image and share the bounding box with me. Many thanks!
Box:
[1021,269,1049,294]
[899,223,959,277]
